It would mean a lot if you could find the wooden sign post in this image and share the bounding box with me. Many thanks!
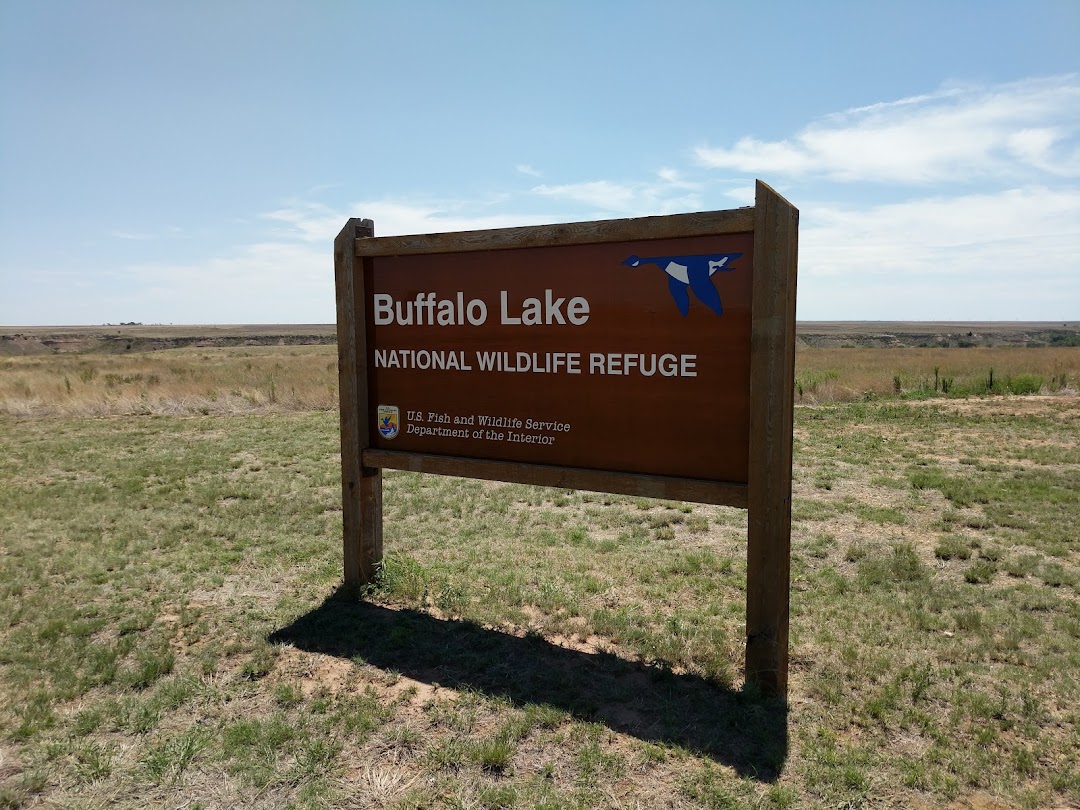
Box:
[335,180,798,695]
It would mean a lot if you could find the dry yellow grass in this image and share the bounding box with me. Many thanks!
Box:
[795,346,1080,402]
[2,343,1078,416]
[0,345,339,416]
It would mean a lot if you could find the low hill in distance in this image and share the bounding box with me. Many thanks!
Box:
[796,321,1080,349]
[0,324,338,356]
[1,321,1079,356]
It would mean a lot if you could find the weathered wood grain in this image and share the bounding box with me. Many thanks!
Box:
[335,218,382,586]
[353,208,754,257]
[362,449,749,508]
[746,181,799,698]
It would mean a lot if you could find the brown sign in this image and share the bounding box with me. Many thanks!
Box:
[366,232,753,483]
[335,181,798,696]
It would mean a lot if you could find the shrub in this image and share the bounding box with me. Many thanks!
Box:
[1006,374,1043,395]
[934,536,971,561]
[858,543,928,588]
[965,560,996,584]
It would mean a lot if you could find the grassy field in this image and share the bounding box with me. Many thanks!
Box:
[795,346,1079,403]
[1,359,1078,808]
[0,346,340,416]
[2,343,1079,416]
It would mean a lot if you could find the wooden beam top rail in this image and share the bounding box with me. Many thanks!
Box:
[354,208,754,257]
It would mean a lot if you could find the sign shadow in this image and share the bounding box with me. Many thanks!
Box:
[269,587,788,781]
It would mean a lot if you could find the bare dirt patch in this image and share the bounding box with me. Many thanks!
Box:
[909,394,1079,418]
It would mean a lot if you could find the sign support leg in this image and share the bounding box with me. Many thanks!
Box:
[746,181,798,697]
[335,218,382,587]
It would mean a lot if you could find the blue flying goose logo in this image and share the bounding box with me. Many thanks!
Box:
[623,252,742,316]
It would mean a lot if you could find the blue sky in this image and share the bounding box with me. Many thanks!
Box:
[1,1,1078,325]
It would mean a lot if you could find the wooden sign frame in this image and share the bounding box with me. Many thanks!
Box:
[334,180,798,695]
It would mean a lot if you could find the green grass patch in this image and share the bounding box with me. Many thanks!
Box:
[1,393,1078,808]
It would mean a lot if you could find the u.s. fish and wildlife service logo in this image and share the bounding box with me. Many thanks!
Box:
[377,405,400,439]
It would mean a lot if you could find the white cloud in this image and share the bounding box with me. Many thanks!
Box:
[113,174,1076,323]
[305,182,342,196]
[351,201,552,236]
[37,73,1080,326]
[118,241,332,323]
[92,201,563,323]
[696,75,1080,183]
[263,198,557,244]
[532,180,640,212]
[722,186,755,205]
[656,168,700,190]
[797,272,1078,321]
[262,202,344,242]
[515,163,542,177]
[110,230,153,241]
[1007,127,1066,172]
[803,186,1080,273]
[798,186,1080,318]
[531,169,704,216]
